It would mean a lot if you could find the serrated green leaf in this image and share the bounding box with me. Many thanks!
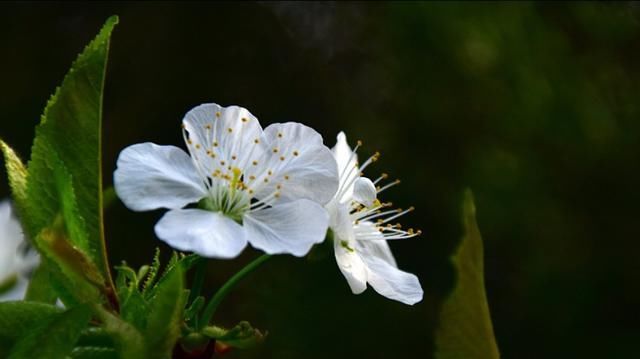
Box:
[435,189,500,359]
[25,15,118,287]
[0,140,28,218]
[144,264,186,359]
[8,305,92,359]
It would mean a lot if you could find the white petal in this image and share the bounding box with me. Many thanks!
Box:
[333,235,367,294]
[155,209,247,258]
[332,132,359,203]
[327,202,354,241]
[353,177,377,207]
[357,237,397,267]
[359,241,423,305]
[0,278,28,302]
[114,143,207,211]
[0,201,24,281]
[244,199,329,256]
[182,103,266,175]
[251,123,338,205]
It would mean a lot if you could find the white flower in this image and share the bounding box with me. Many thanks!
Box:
[0,200,40,301]
[326,132,423,305]
[114,103,338,258]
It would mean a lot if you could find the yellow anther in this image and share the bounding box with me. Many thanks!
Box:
[277,132,283,138]
[293,150,299,156]
[268,170,273,176]
[275,192,281,198]
[181,123,186,129]
[195,144,201,149]
[227,127,233,133]
[408,206,415,211]
[220,161,226,166]
[284,175,290,180]
[249,175,256,180]
[276,184,282,190]
[215,111,221,118]
[373,199,382,207]
[231,155,237,160]
[252,160,258,166]
[254,138,260,144]
[280,156,285,161]
[249,189,254,195]
[272,148,279,153]
[241,117,248,122]
[263,178,269,183]
[381,173,388,179]
[187,139,193,145]
[357,140,363,146]
[213,141,219,147]
[205,124,212,130]
[210,153,216,158]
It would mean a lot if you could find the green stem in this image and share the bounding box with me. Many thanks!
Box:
[198,254,271,330]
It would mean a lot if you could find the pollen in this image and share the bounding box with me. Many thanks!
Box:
[284,175,290,180]
[231,155,237,160]
[215,111,221,118]
[210,153,216,158]
[213,141,219,147]
[241,117,248,123]
[227,127,233,133]
[263,178,269,183]
[276,184,282,190]
[205,124,212,130]
[280,156,285,161]
[268,170,273,176]
[277,132,283,138]
[220,161,226,166]
[254,138,260,144]
[272,148,279,153]
[187,139,193,145]
[275,192,281,199]
[252,160,258,166]
[195,144,201,149]
[293,150,299,156]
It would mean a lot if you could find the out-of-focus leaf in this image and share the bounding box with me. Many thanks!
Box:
[24,261,58,303]
[435,189,500,359]
[25,15,118,285]
[69,346,118,359]
[7,305,92,359]
[0,301,62,352]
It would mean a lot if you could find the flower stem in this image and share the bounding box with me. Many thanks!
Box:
[198,254,272,330]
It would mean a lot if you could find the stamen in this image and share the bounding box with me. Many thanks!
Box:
[377,179,401,194]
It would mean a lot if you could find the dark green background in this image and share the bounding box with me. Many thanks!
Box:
[1,2,639,358]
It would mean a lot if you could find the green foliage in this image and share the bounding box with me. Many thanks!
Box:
[435,190,500,359]
[24,262,58,303]
[201,321,265,349]
[0,301,62,354]
[114,251,193,358]
[26,16,118,281]
[7,306,92,359]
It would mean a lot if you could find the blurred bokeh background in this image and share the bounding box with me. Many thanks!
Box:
[2,2,640,358]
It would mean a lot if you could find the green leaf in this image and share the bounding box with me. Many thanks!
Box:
[201,321,265,350]
[0,301,62,348]
[69,346,118,359]
[96,308,147,359]
[25,15,118,285]
[7,305,92,359]
[25,261,59,303]
[435,189,500,359]
[144,264,186,359]
[0,140,28,217]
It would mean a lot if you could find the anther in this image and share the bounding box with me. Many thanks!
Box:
[252,161,258,166]
[205,124,212,130]
[293,151,299,156]
[227,128,233,133]
[277,133,283,138]
[241,117,248,122]
[284,175,290,180]
[254,139,260,144]
[213,141,218,147]
[195,144,201,149]
[220,161,226,166]
[215,111,221,118]
[280,156,285,161]
[231,155,237,160]
[272,148,279,153]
